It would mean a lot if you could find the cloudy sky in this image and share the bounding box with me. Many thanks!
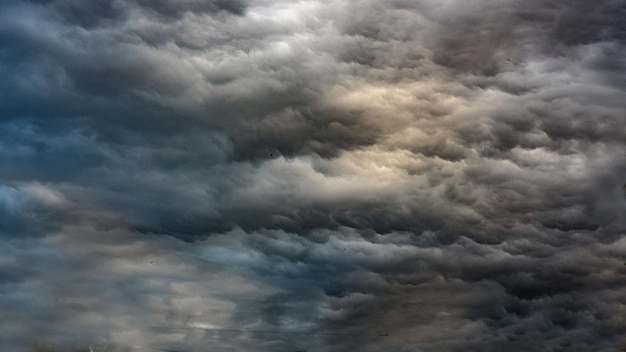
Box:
[1,0,625,351]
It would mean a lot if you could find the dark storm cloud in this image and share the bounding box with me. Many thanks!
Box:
[2,0,380,160]
[27,0,246,28]
[1,0,626,351]
[0,183,71,238]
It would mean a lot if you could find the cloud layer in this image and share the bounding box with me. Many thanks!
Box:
[1,0,625,351]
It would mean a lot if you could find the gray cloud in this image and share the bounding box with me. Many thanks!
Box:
[1,0,625,351]
[27,0,246,28]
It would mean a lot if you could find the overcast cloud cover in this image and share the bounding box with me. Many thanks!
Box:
[1,0,625,351]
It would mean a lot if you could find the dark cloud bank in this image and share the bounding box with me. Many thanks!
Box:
[1,0,625,351]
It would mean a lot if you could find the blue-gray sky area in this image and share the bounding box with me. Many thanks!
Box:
[1,1,626,351]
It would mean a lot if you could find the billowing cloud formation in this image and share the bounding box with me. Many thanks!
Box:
[1,0,625,351]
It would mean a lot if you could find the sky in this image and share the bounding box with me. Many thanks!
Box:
[0,0,625,351]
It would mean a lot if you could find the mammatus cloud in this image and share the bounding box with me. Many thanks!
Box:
[0,0,625,351]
